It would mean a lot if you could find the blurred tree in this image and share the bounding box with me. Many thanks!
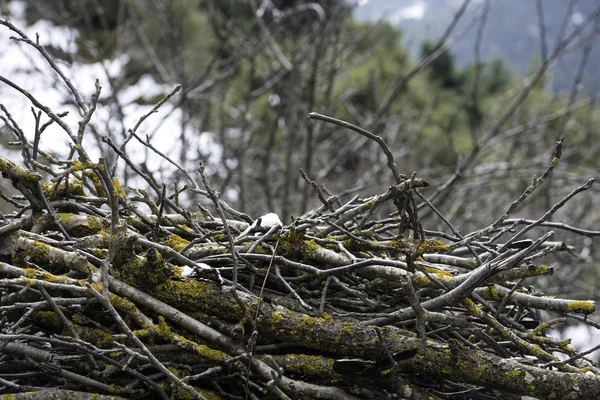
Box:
[421,38,461,88]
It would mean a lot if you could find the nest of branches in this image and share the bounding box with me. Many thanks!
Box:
[0,18,599,400]
[0,118,598,400]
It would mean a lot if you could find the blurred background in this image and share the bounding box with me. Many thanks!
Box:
[0,0,599,357]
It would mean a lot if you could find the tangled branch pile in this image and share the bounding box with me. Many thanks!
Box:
[0,126,598,400]
[1,16,600,400]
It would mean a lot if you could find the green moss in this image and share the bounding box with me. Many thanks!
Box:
[301,239,324,258]
[301,314,320,327]
[172,384,206,400]
[40,271,69,283]
[176,335,228,362]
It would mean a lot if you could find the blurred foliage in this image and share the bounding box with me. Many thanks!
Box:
[4,0,600,222]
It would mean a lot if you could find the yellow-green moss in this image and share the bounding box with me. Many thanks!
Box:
[462,298,481,317]
[75,325,117,348]
[197,389,223,400]
[109,293,149,326]
[42,179,86,199]
[84,170,106,197]
[71,160,88,171]
[279,229,308,258]
[87,215,109,231]
[283,354,336,378]
[533,322,550,336]
[58,212,79,224]
[271,311,285,324]
[13,240,51,268]
[0,157,40,186]
[481,285,501,301]
[505,369,523,378]
[212,233,226,241]
[567,300,595,314]
[150,317,228,362]
[22,268,41,279]
[155,316,171,337]
[533,265,551,275]
[413,273,432,287]
[162,234,191,252]
[156,279,243,322]
[33,311,63,332]
[56,213,108,236]
[423,267,454,281]
[114,250,173,290]
[339,322,357,337]
[416,238,450,254]
[91,248,109,258]
[172,385,205,400]
[112,178,126,197]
